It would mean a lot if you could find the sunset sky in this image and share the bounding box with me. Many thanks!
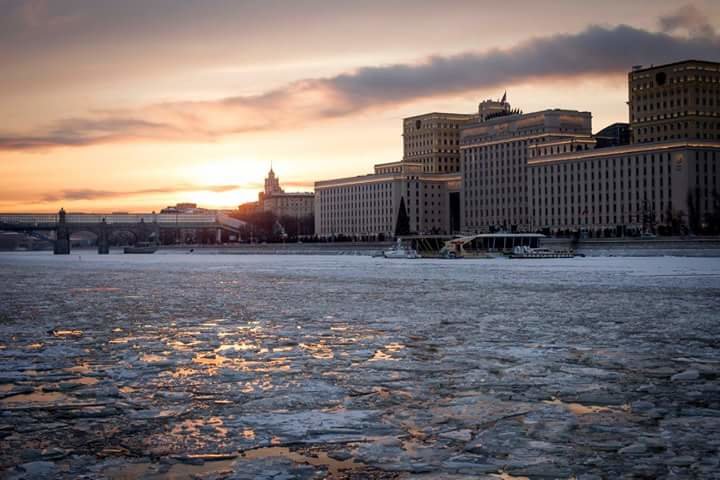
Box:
[1,0,719,213]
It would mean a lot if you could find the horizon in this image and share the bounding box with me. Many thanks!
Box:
[2,0,720,213]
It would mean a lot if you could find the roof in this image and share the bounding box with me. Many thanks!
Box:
[630,59,720,74]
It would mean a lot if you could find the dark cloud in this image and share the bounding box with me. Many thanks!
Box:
[40,184,244,202]
[1,11,718,152]
[0,117,188,150]
[659,3,716,38]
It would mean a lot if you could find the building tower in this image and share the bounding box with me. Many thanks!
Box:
[262,164,284,201]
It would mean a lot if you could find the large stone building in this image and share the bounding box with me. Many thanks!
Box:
[315,59,719,239]
[402,112,475,173]
[314,162,460,238]
[629,60,720,144]
[461,59,720,235]
[526,140,718,233]
[461,108,593,232]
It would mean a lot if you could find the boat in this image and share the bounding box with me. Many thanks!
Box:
[435,233,546,258]
[510,245,574,259]
[124,242,158,254]
[383,239,421,259]
[439,238,465,259]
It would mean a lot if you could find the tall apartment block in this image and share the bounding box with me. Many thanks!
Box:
[629,60,720,144]
[461,108,593,232]
[402,112,475,173]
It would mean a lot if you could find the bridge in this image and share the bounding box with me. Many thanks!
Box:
[0,209,246,254]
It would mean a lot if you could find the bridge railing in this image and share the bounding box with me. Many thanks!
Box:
[0,213,244,228]
[0,214,58,225]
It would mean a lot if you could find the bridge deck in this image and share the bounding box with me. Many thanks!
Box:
[0,213,245,231]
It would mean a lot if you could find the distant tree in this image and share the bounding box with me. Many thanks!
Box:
[705,190,720,235]
[687,189,701,234]
[395,197,410,237]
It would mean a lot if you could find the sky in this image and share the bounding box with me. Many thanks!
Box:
[1,0,719,213]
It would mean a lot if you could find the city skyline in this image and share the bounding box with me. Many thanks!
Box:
[2,1,720,213]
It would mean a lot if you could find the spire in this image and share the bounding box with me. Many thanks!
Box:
[269,160,274,175]
[501,91,507,103]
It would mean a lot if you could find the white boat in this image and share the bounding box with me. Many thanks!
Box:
[510,245,574,259]
[383,239,421,259]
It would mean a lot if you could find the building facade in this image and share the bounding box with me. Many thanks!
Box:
[461,108,593,232]
[402,112,475,173]
[262,192,315,219]
[527,141,718,232]
[314,60,719,238]
[629,60,720,144]
[314,161,460,238]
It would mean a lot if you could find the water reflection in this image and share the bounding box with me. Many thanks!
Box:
[216,342,256,352]
[544,398,630,415]
[242,446,365,475]
[51,329,83,338]
[369,342,405,361]
[0,390,69,404]
[299,342,334,359]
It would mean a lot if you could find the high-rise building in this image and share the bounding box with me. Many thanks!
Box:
[628,60,720,144]
[263,166,283,198]
[461,107,593,232]
[402,112,475,173]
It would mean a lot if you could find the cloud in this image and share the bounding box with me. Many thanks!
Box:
[659,3,716,38]
[1,8,718,152]
[40,184,245,202]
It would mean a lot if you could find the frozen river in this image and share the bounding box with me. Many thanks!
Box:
[1,253,719,479]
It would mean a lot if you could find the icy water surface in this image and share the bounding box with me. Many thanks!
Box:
[0,253,719,479]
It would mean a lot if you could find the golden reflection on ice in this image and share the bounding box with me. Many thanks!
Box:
[168,340,202,351]
[496,472,530,480]
[240,379,274,393]
[65,363,91,374]
[300,342,334,359]
[544,397,630,415]
[171,416,228,437]
[52,329,83,338]
[142,353,169,363]
[193,353,229,367]
[242,446,365,475]
[172,367,198,378]
[369,342,405,361]
[217,342,256,352]
[0,390,70,404]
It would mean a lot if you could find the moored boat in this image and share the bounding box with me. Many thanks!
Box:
[510,245,574,259]
[383,239,421,259]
